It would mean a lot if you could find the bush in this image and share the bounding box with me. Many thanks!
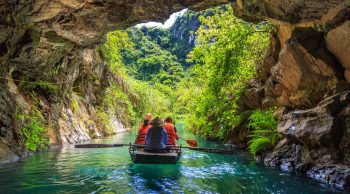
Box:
[97,86,136,128]
[247,109,280,155]
[18,80,59,94]
[70,93,80,113]
[16,109,48,152]
[179,5,272,140]
[22,120,47,151]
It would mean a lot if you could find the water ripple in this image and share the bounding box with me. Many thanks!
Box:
[0,131,348,194]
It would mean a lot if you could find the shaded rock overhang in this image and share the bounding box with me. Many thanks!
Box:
[0,0,231,48]
[1,0,348,50]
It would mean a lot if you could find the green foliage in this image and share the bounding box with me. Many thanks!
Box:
[18,80,59,93]
[179,5,272,140]
[101,31,132,76]
[127,80,173,119]
[248,137,271,156]
[247,109,280,155]
[120,8,215,87]
[70,93,80,113]
[99,30,174,131]
[101,6,275,145]
[16,109,48,152]
[121,27,185,87]
[169,9,213,67]
[98,86,136,127]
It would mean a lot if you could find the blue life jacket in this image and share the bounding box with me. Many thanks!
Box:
[146,126,168,151]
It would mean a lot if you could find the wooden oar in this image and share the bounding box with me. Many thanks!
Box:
[186,147,234,155]
[75,144,143,148]
[178,137,198,147]
[75,144,233,155]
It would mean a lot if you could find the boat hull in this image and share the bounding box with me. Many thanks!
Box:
[129,144,182,164]
[130,151,181,164]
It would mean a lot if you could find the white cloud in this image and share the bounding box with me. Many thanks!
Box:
[136,9,188,28]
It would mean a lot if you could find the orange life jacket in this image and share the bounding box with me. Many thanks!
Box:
[163,123,178,145]
[135,123,152,144]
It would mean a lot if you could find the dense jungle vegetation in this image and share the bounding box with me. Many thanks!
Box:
[101,6,279,155]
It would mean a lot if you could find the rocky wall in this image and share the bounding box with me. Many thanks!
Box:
[1,0,350,189]
[236,0,350,189]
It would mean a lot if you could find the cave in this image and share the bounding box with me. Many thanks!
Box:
[1,0,350,191]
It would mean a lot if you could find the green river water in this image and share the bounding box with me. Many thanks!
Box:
[0,123,348,194]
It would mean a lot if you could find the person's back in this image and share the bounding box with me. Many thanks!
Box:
[135,122,152,144]
[135,113,152,144]
[146,117,168,152]
[163,116,178,145]
[163,122,178,145]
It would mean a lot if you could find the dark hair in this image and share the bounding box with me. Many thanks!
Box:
[150,117,164,126]
[164,116,172,123]
[143,119,148,126]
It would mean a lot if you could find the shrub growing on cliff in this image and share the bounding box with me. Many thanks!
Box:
[247,109,280,155]
[97,86,136,128]
[18,80,59,94]
[16,109,48,152]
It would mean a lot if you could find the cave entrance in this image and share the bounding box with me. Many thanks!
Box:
[100,4,273,140]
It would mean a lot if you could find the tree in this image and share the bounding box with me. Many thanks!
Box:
[181,5,271,140]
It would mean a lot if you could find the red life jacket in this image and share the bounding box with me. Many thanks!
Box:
[163,123,178,145]
[135,123,152,144]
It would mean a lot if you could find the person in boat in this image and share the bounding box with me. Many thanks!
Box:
[163,116,178,145]
[135,113,152,144]
[145,117,168,152]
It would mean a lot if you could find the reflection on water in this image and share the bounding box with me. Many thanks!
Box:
[128,164,181,193]
[0,124,349,194]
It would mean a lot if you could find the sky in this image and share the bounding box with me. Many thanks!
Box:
[135,9,188,28]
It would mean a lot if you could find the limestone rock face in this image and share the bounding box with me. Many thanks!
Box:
[257,34,280,82]
[266,40,339,108]
[279,92,350,150]
[240,79,264,110]
[236,0,350,110]
[326,21,350,81]
[247,27,343,110]
[241,34,279,110]
[232,0,350,25]
[264,91,350,189]
[231,1,350,189]
[13,0,230,47]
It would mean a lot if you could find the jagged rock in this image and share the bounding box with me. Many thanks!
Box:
[278,92,350,149]
[241,34,280,109]
[0,143,20,164]
[231,0,349,24]
[307,166,350,189]
[264,91,350,189]
[257,34,280,81]
[264,143,312,172]
[326,21,350,81]
[263,28,340,109]
[228,117,250,147]
[339,105,350,165]
[240,79,264,109]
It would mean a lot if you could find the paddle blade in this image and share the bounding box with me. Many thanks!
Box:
[75,144,124,148]
[186,140,198,147]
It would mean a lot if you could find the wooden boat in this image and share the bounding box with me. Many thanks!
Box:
[129,145,182,164]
